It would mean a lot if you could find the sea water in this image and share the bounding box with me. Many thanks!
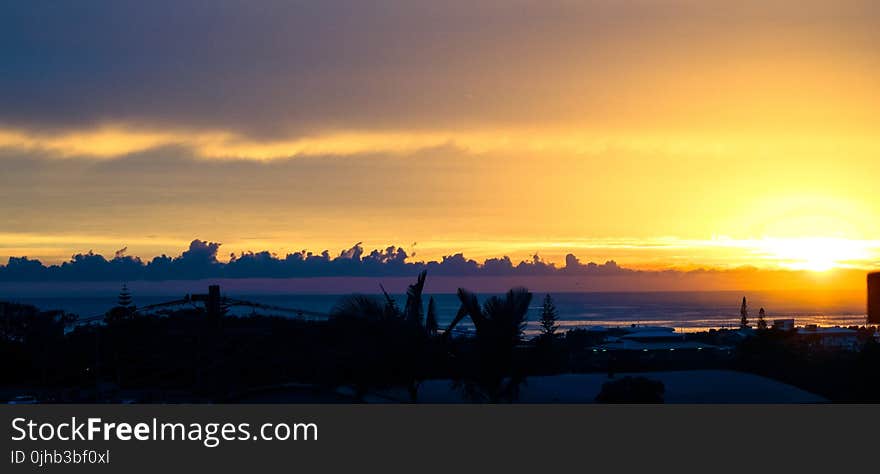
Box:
[3,289,868,334]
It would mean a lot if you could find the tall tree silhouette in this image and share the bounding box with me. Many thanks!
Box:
[740,297,749,328]
[105,283,136,324]
[117,283,133,308]
[757,307,767,330]
[539,294,559,338]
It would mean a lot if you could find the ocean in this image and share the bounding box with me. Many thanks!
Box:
[1,289,868,334]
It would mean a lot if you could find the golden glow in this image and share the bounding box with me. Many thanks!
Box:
[2,123,880,274]
[3,2,880,279]
[751,238,877,272]
[3,231,879,273]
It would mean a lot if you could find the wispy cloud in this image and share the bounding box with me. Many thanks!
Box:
[2,124,877,161]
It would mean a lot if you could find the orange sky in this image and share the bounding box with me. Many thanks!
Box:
[1,1,879,275]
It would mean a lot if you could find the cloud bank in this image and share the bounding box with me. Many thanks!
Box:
[0,239,634,282]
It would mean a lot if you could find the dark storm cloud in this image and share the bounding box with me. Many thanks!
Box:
[0,239,631,281]
[3,0,874,138]
[0,0,586,135]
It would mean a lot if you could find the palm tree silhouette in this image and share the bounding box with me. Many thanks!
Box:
[329,276,532,402]
[446,287,532,402]
[446,288,531,344]
[329,271,432,401]
[403,270,427,327]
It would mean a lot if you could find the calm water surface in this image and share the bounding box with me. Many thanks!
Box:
[3,289,867,334]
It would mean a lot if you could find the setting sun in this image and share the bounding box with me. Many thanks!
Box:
[755,237,876,272]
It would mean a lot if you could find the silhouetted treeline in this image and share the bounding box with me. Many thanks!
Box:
[0,239,632,282]
[6,291,880,402]
[0,271,546,402]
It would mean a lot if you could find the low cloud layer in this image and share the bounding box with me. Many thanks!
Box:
[1,239,871,297]
[0,239,633,282]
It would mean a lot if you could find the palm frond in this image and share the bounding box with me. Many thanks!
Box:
[445,304,470,338]
[330,295,387,321]
[378,283,401,318]
[403,270,427,326]
[425,296,439,336]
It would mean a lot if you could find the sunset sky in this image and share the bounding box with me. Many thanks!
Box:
[2,0,879,273]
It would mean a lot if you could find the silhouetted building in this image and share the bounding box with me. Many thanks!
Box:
[869,272,880,324]
[772,319,795,331]
[796,326,859,352]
